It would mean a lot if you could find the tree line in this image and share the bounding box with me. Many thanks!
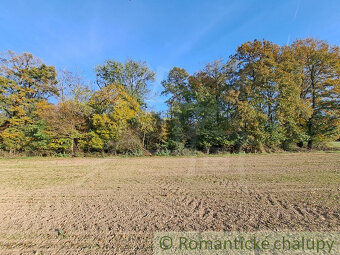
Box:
[0,38,339,156]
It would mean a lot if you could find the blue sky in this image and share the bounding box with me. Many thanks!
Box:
[1,0,339,111]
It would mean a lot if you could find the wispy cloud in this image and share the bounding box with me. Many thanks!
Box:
[293,0,301,21]
[287,0,301,45]
[286,34,291,45]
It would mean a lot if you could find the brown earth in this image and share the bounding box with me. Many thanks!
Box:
[0,152,339,254]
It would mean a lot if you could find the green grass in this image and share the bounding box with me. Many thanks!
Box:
[328,141,340,149]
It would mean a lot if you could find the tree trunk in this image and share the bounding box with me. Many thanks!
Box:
[307,65,316,150]
[71,138,74,156]
[307,139,313,149]
[142,132,146,148]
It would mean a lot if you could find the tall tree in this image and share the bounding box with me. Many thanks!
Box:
[189,60,229,152]
[0,51,58,154]
[95,59,155,105]
[161,67,194,149]
[275,45,311,149]
[292,39,340,148]
[226,40,280,152]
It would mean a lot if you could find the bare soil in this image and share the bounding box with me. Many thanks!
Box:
[0,152,339,254]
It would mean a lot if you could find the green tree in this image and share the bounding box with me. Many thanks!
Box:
[189,60,230,153]
[161,67,194,150]
[95,59,155,105]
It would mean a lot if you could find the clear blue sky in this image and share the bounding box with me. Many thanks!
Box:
[1,0,339,111]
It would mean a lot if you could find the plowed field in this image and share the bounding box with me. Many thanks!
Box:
[0,152,339,254]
